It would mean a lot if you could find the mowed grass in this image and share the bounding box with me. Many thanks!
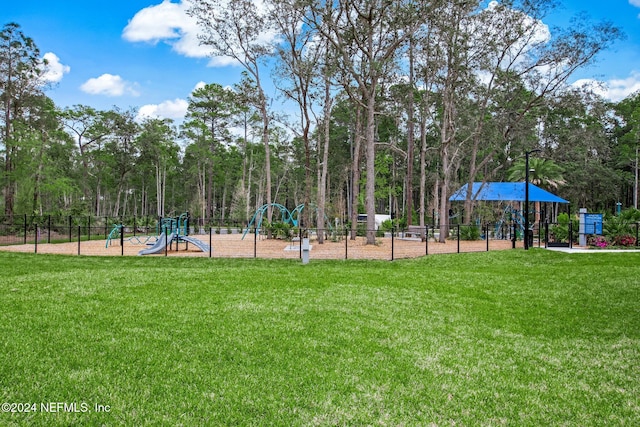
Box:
[0,250,638,426]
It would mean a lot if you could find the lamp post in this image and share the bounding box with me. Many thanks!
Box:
[524,149,541,250]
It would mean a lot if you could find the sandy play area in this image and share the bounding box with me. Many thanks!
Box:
[0,232,520,260]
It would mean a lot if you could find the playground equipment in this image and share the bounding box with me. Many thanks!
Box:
[105,224,158,248]
[242,203,333,240]
[139,213,210,255]
[494,205,526,239]
[105,213,210,255]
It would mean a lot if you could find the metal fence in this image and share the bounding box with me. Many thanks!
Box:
[0,215,566,260]
[2,214,636,259]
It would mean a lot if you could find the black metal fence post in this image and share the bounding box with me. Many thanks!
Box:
[164,227,168,257]
[77,225,81,256]
[486,224,490,252]
[457,224,460,253]
[209,226,212,258]
[345,227,349,260]
[569,221,573,249]
[88,216,91,242]
[254,227,257,258]
[120,224,124,256]
[391,226,395,261]
[34,224,38,254]
[425,225,429,256]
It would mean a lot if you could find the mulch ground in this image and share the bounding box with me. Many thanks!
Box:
[0,233,522,260]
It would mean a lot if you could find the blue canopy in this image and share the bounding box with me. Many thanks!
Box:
[449,182,569,203]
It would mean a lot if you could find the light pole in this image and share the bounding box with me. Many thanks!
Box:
[524,149,541,250]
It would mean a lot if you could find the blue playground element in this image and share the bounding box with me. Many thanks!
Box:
[139,213,210,255]
[494,205,525,239]
[137,231,177,255]
[242,203,334,240]
[106,224,159,248]
[105,213,210,254]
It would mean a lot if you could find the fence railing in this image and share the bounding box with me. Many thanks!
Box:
[0,219,574,259]
[3,215,635,259]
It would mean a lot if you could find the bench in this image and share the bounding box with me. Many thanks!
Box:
[404,225,426,240]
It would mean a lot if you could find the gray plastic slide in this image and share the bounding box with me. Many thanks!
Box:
[138,231,177,255]
[179,235,211,253]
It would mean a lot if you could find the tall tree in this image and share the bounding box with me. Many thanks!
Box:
[186,83,238,218]
[100,108,140,217]
[316,42,334,243]
[61,105,112,212]
[0,22,45,221]
[459,1,622,223]
[613,92,640,209]
[532,87,617,210]
[269,0,323,229]
[188,0,276,223]
[305,0,427,244]
[136,118,179,218]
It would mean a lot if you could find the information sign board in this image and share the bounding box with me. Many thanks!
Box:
[584,213,603,234]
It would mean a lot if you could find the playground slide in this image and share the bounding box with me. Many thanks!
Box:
[138,232,177,255]
[179,236,211,253]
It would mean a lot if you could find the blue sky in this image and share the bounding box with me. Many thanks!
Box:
[4,0,640,122]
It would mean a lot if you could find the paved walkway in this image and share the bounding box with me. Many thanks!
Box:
[544,246,640,253]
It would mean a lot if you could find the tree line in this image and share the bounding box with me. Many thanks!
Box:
[1,1,639,244]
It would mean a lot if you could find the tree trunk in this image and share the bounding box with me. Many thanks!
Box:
[419,115,427,235]
[32,133,46,215]
[260,100,272,224]
[317,77,332,244]
[365,93,377,245]
[350,107,363,240]
[439,152,450,243]
[406,39,415,226]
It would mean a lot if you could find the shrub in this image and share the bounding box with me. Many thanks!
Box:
[266,221,293,240]
[379,219,394,233]
[459,225,481,241]
[603,214,633,239]
[549,213,578,243]
[614,234,636,247]
[588,235,608,248]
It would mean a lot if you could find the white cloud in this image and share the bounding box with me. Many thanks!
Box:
[123,1,213,59]
[572,72,640,102]
[80,74,140,97]
[137,98,189,121]
[192,81,207,92]
[136,80,231,122]
[122,0,271,67]
[630,0,640,8]
[40,52,70,83]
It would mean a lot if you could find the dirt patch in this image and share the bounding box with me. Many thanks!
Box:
[0,233,521,260]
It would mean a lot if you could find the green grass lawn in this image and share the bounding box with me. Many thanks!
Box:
[0,250,638,426]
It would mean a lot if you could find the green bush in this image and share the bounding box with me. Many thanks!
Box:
[549,213,578,243]
[603,208,640,244]
[266,221,294,240]
[379,219,394,232]
[613,234,637,247]
[459,225,481,241]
